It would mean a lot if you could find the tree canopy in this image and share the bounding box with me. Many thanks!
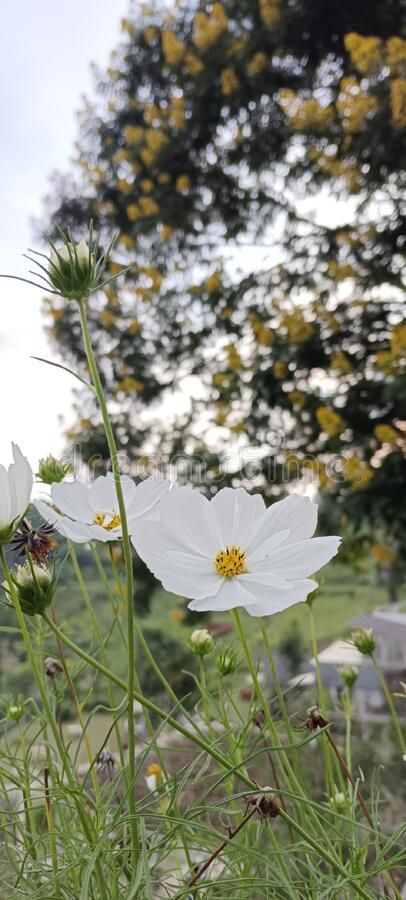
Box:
[43,0,406,571]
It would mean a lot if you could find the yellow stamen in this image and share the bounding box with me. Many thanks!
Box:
[92,511,121,531]
[214,545,248,578]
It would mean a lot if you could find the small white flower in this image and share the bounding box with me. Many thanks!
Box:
[132,487,341,617]
[34,473,170,543]
[0,444,33,542]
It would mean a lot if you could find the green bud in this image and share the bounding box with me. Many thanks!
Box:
[329,790,347,813]
[216,644,240,677]
[351,627,375,656]
[7,699,25,722]
[37,455,72,485]
[190,628,214,657]
[4,562,56,617]
[339,665,359,689]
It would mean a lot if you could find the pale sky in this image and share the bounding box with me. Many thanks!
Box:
[0,0,128,469]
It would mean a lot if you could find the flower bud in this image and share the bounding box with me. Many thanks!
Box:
[216,645,240,676]
[37,455,72,485]
[339,665,359,689]
[146,762,164,791]
[329,790,347,813]
[190,628,214,657]
[7,700,25,722]
[45,224,115,302]
[6,562,56,617]
[351,627,375,656]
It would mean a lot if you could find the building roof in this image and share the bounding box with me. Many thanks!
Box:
[349,609,406,641]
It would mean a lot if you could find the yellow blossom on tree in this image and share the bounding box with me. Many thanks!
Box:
[157,172,171,184]
[386,36,406,74]
[140,178,154,193]
[100,310,118,328]
[316,407,344,437]
[140,147,156,167]
[176,174,192,192]
[118,233,134,250]
[193,3,228,49]
[169,95,185,129]
[123,125,145,144]
[128,319,141,335]
[288,390,305,409]
[162,30,185,65]
[220,67,240,96]
[344,456,374,489]
[344,33,383,75]
[143,26,158,46]
[279,89,334,131]
[374,424,399,445]
[116,377,144,394]
[126,203,141,221]
[160,224,173,241]
[371,543,397,566]
[117,178,133,195]
[330,351,352,373]
[212,372,229,387]
[139,196,159,217]
[336,78,378,133]
[390,322,406,355]
[205,270,221,293]
[259,0,280,27]
[281,311,314,343]
[273,360,287,379]
[224,343,244,370]
[327,260,358,280]
[120,18,135,35]
[184,53,204,75]
[214,404,228,426]
[247,52,268,75]
[390,78,406,128]
[145,129,169,153]
[230,420,246,434]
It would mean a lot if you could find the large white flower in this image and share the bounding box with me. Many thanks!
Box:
[34,473,170,543]
[0,444,33,542]
[131,487,341,617]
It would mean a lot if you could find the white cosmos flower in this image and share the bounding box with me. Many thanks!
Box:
[34,473,170,543]
[0,444,33,542]
[131,487,341,617]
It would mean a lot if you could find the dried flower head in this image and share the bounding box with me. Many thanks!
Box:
[10,518,58,564]
[245,788,281,820]
[44,657,64,679]
[305,705,329,732]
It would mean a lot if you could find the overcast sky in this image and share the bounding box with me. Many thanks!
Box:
[0,0,129,469]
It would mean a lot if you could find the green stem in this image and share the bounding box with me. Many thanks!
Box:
[78,297,138,858]
[0,549,108,900]
[372,655,406,755]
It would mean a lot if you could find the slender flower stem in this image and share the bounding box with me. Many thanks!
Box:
[371,654,406,755]
[232,610,344,860]
[0,549,108,900]
[44,765,59,896]
[307,602,336,794]
[78,297,138,858]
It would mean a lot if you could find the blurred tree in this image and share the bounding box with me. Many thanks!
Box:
[42,0,406,594]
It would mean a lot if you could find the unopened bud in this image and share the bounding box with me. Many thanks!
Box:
[7,700,25,722]
[5,562,56,617]
[339,665,359,690]
[216,645,240,676]
[351,627,375,656]
[37,455,72,485]
[329,790,347,813]
[190,628,214,657]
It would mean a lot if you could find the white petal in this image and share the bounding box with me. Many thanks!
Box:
[158,487,222,557]
[126,476,171,519]
[51,481,94,523]
[10,444,33,519]
[34,500,117,543]
[210,487,265,546]
[239,566,292,589]
[243,579,318,617]
[188,578,257,612]
[247,495,318,553]
[88,473,124,511]
[132,520,220,598]
[266,536,341,579]
[0,465,11,528]
[248,528,290,563]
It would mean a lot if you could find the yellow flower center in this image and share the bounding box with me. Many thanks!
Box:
[214,545,248,578]
[92,512,121,531]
